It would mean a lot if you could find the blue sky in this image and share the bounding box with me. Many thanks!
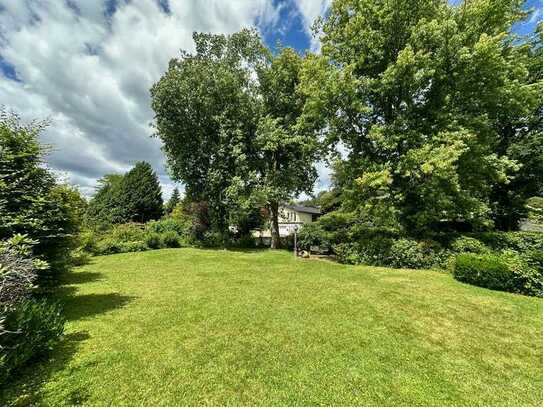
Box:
[0,0,541,198]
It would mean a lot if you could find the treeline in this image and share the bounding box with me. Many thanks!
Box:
[149,0,543,295]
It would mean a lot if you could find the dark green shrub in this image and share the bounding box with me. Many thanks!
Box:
[0,299,65,384]
[333,243,366,265]
[0,109,85,285]
[453,251,543,297]
[297,223,330,250]
[317,211,356,245]
[231,235,256,249]
[161,231,182,248]
[200,231,225,248]
[524,250,543,270]
[144,232,164,249]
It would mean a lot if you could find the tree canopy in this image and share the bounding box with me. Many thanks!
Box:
[151,30,322,246]
[299,0,543,236]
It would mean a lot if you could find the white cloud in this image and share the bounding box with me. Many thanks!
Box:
[0,0,283,199]
[293,0,331,51]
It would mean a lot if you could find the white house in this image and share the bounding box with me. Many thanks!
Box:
[254,204,321,239]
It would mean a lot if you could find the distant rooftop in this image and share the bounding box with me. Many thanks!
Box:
[283,204,321,215]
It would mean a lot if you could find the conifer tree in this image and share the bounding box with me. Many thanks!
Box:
[119,161,163,223]
[165,187,181,215]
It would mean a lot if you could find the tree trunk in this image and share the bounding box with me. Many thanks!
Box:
[269,201,281,249]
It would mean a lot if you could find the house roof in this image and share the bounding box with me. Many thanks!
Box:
[282,204,321,215]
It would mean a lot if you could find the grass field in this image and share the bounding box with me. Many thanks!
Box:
[2,249,542,406]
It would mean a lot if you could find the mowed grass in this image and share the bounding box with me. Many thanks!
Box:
[3,249,543,406]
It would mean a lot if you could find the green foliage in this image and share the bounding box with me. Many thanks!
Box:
[151,30,267,233]
[95,238,123,256]
[0,299,65,384]
[119,162,163,223]
[388,239,439,270]
[161,231,182,248]
[119,241,149,253]
[300,0,542,236]
[152,33,321,247]
[526,196,543,223]
[472,231,543,253]
[0,111,83,285]
[86,162,163,229]
[454,251,543,297]
[450,237,489,255]
[165,188,181,215]
[85,174,125,230]
[297,223,330,251]
[144,232,164,250]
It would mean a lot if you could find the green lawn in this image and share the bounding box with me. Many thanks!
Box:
[3,249,542,406]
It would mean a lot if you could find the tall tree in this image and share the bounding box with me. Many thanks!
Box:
[119,162,163,223]
[165,187,181,215]
[300,0,541,236]
[251,48,320,249]
[86,174,125,229]
[152,33,322,247]
[0,110,83,279]
[151,30,267,236]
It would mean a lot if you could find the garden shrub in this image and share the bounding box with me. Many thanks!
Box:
[0,238,65,385]
[0,111,85,285]
[144,232,164,249]
[230,234,256,249]
[161,231,182,248]
[95,238,123,255]
[297,223,330,251]
[453,251,543,297]
[0,299,65,384]
[108,223,146,243]
[119,241,149,253]
[146,218,189,237]
[389,239,433,269]
[451,236,489,254]
[317,211,356,245]
[472,232,543,253]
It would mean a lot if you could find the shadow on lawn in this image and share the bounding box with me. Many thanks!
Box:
[62,292,135,321]
[62,271,105,285]
[0,331,92,406]
[1,271,136,405]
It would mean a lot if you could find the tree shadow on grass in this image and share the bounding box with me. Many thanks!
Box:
[62,293,135,321]
[61,271,105,285]
[0,331,92,406]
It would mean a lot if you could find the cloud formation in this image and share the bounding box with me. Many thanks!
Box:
[1,0,329,199]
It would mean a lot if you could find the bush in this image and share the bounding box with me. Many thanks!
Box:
[119,241,149,253]
[144,232,164,249]
[453,251,543,297]
[95,238,123,255]
[146,218,189,237]
[230,235,256,249]
[161,231,182,248]
[297,223,330,251]
[389,239,434,269]
[451,236,489,254]
[0,299,65,384]
[108,223,146,243]
[472,232,543,253]
[200,231,225,248]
